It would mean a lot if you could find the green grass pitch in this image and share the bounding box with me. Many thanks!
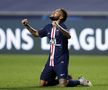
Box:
[0,55,108,90]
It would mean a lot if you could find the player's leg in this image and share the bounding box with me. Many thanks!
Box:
[58,76,92,87]
[54,53,69,87]
[40,80,47,86]
[54,60,92,87]
[40,76,58,86]
[40,62,57,86]
[57,68,80,87]
[52,75,73,87]
[67,79,80,87]
[56,65,92,87]
[67,76,92,87]
[55,54,81,87]
[56,67,80,87]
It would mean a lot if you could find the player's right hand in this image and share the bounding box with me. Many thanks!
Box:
[21,19,29,26]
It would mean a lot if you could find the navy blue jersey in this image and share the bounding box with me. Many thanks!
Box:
[38,23,69,65]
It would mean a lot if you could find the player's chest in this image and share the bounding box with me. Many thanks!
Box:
[47,29,62,39]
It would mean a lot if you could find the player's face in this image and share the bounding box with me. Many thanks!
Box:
[49,9,63,21]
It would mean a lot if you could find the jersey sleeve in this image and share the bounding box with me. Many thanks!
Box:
[38,25,48,38]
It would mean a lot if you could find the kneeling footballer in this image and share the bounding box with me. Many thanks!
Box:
[21,8,92,87]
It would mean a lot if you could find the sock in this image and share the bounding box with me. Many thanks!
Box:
[67,80,80,87]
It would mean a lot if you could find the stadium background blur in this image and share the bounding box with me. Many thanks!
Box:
[0,0,108,90]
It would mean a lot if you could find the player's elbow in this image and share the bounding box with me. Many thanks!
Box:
[32,31,39,37]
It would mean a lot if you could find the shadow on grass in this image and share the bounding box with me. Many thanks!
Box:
[0,86,60,90]
[1,84,108,90]
[0,86,39,90]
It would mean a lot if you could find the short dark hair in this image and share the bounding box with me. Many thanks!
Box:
[60,9,67,22]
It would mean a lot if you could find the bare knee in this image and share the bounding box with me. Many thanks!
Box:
[39,80,47,87]
[59,79,67,87]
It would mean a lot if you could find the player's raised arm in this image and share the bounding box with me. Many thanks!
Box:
[56,21,71,39]
[21,19,39,37]
[60,28,71,39]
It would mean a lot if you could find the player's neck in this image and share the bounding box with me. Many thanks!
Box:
[52,21,57,27]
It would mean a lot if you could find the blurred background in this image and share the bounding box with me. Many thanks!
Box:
[0,0,108,11]
[0,0,108,89]
[0,0,108,55]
